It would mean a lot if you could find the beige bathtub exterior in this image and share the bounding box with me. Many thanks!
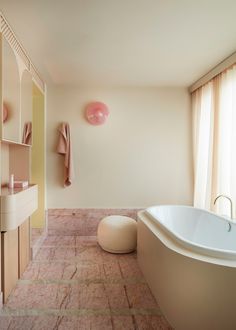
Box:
[137,210,236,330]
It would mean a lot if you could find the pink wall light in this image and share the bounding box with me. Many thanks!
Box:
[85,102,109,125]
[3,103,8,123]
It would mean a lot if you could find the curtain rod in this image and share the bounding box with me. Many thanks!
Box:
[189,51,236,93]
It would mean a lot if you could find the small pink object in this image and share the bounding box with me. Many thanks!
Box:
[3,103,8,123]
[85,102,109,125]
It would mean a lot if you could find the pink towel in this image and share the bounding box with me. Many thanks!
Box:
[57,122,74,187]
[22,122,32,145]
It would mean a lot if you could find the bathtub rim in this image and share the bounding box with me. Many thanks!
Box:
[138,209,236,268]
[146,205,236,260]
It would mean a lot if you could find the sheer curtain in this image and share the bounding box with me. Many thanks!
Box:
[192,64,236,217]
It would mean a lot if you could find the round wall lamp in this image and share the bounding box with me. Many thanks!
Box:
[85,102,109,125]
[3,103,9,123]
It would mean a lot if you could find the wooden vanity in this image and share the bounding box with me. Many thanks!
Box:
[0,183,38,303]
[0,184,38,301]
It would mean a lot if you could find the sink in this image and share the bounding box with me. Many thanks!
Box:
[0,184,38,231]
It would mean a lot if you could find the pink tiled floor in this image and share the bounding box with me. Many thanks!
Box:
[0,212,172,329]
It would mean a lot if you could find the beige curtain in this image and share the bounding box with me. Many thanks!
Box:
[192,65,236,217]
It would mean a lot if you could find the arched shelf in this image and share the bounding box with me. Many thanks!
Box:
[21,70,33,145]
[2,37,20,143]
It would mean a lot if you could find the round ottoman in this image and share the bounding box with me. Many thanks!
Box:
[97,215,137,253]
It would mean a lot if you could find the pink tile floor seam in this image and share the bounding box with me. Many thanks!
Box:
[0,210,172,330]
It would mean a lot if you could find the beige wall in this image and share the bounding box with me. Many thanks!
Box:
[47,86,193,208]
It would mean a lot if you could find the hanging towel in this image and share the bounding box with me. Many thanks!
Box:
[57,122,74,187]
[22,122,32,145]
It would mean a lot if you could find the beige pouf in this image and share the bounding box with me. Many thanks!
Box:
[97,215,137,253]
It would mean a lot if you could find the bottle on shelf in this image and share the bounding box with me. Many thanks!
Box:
[8,174,14,189]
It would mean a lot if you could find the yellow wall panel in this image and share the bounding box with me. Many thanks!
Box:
[31,83,45,228]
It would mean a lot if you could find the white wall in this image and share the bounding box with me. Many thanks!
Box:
[47,86,193,208]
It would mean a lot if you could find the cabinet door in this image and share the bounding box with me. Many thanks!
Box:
[0,234,2,306]
[18,218,31,277]
[1,228,18,302]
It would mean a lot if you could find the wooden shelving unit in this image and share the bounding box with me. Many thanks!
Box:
[0,15,46,303]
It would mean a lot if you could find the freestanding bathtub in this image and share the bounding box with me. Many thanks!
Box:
[137,205,236,330]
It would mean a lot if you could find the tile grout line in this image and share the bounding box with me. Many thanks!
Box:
[39,245,98,248]
[30,258,137,264]
[18,278,147,285]
[0,308,162,317]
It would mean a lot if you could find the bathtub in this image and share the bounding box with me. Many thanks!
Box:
[137,205,236,330]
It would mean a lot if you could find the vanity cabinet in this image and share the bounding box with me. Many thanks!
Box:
[0,235,1,306]
[1,228,19,302]
[1,218,31,302]
[18,218,31,278]
[0,142,38,303]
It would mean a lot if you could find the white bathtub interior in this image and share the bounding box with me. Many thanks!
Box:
[147,205,236,253]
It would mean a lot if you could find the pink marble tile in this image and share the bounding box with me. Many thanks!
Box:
[112,316,135,329]
[119,256,143,278]
[61,261,120,281]
[34,247,76,261]
[102,261,122,279]
[76,236,97,245]
[34,248,52,261]
[55,284,73,309]
[98,249,123,263]
[48,216,85,229]
[47,229,85,236]
[22,260,122,282]
[42,235,76,247]
[53,247,76,260]
[58,316,113,330]
[75,246,103,263]
[0,315,172,330]
[126,284,158,309]
[0,316,59,330]
[36,318,59,330]
[83,316,113,330]
[61,263,79,280]
[104,284,129,309]
[67,283,110,309]
[99,248,137,264]
[134,315,173,330]
[63,283,132,310]
[6,284,59,309]
[75,238,98,249]
[41,235,58,246]
[63,263,103,281]
[0,317,14,330]
[22,262,65,280]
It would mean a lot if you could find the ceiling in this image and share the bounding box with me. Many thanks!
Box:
[1,0,236,87]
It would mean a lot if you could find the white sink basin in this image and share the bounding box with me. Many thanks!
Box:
[0,184,38,231]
